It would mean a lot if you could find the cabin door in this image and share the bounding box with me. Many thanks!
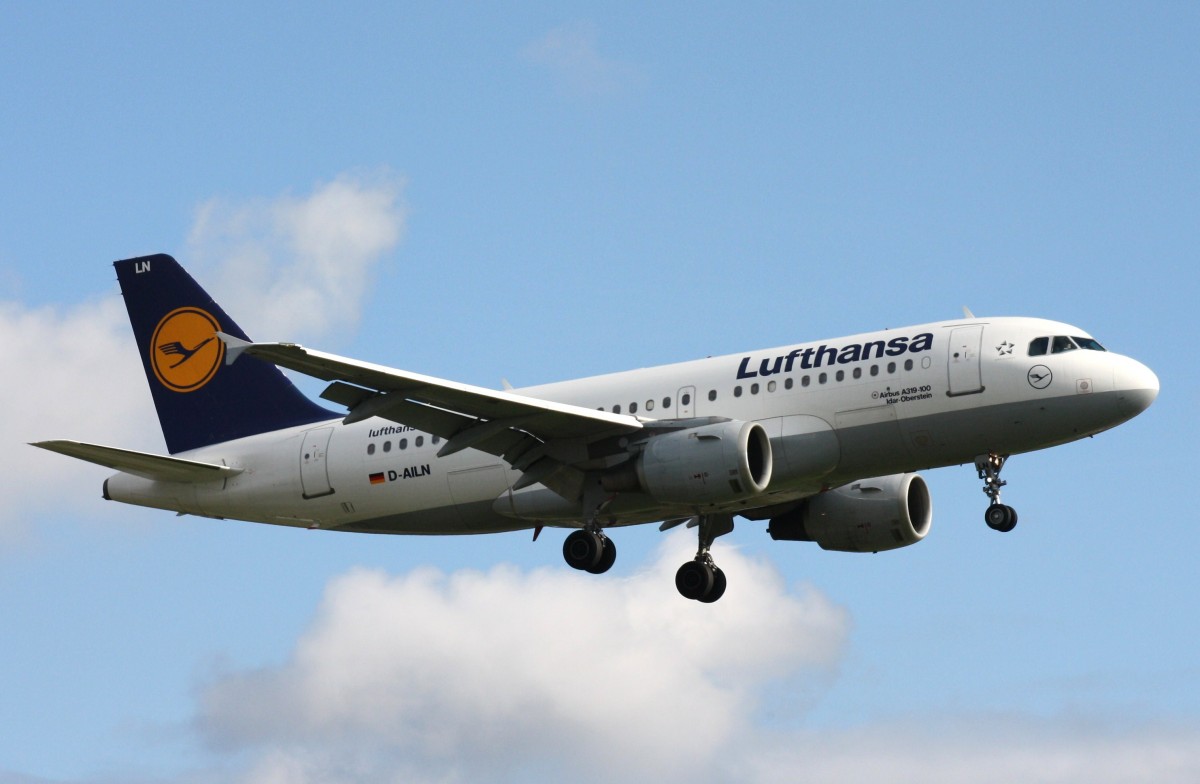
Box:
[300,427,335,499]
[948,325,984,396]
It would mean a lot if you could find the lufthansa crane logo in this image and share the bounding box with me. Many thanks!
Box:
[150,307,224,392]
[1027,364,1053,390]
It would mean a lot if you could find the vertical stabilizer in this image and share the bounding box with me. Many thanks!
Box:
[115,254,336,454]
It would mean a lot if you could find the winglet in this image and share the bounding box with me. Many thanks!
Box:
[216,331,253,365]
[962,306,976,319]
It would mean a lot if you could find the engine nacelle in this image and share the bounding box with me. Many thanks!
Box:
[628,420,773,505]
[767,473,931,553]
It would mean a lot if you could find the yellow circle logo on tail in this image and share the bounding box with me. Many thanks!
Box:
[150,307,225,393]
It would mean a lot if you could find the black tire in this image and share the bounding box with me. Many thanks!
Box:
[698,567,727,603]
[563,529,602,570]
[676,560,714,601]
[1000,505,1018,532]
[587,535,617,574]
[984,504,1018,533]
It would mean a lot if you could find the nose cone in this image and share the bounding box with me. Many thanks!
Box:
[1114,355,1159,418]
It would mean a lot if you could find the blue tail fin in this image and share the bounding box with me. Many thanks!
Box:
[116,254,337,454]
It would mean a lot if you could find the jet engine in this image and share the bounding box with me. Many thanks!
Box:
[767,473,931,552]
[604,420,773,505]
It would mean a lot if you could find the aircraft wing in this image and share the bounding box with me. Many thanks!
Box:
[31,440,242,483]
[219,334,644,495]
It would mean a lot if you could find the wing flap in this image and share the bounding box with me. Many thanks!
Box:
[31,440,241,483]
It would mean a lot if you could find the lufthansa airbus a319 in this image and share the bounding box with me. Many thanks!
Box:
[34,255,1159,602]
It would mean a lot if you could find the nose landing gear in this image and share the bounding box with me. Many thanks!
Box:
[976,453,1018,532]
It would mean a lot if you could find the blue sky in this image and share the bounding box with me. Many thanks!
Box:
[2,3,1197,782]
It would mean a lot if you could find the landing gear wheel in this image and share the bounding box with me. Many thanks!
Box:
[587,535,617,574]
[676,560,714,601]
[698,567,727,603]
[984,503,1018,533]
[563,529,604,571]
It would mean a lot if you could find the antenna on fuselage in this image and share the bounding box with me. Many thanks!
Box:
[962,306,976,319]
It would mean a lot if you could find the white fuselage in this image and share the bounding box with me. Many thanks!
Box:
[104,316,1159,534]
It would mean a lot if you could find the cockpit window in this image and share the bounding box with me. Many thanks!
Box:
[1051,336,1077,354]
[1030,335,1106,356]
[1073,336,1106,351]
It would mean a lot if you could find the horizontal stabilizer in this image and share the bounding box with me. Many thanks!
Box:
[30,440,242,483]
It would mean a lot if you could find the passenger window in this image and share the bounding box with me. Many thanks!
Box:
[645,399,654,411]
[784,377,794,390]
[750,383,759,395]
[432,436,440,445]
[853,367,862,379]
[904,359,914,371]
[819,372,828,384]
[367,443,376,456]
[383,441,392,453]
[613,405,621,414]
[767,380,777,393]
[1052,336,1077,354]
[707,390,716,401]
[870,365,879,377]
[1029,337,1048,356]
[887,362,896,374]
[629,402,638,414]
[802,375,811,387]
[734,386,743,398]
[663,397,672,408]
[399,438,408,450]
[415,436,424,448]
[835,370,845,382]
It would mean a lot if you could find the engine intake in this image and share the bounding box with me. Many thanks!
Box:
[605,420,773,506]
[768,473,931,553]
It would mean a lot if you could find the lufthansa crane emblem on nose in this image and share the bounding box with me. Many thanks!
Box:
[1027,365,1052,390]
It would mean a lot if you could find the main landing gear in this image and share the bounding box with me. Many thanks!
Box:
[563,527,617,574]
[562,515,734,602]
[563,483,619,574]
[976,452,1018,533]
[675,513,733,603]
[559,475,733,601]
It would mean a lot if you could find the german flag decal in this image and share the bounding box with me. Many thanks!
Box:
[369,472,385,485]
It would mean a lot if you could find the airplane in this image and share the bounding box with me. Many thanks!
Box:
[33,254,1159,602]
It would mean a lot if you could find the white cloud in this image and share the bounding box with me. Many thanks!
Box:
[196,533,850,784]
[522,22,641,97]
[186,170,407,343]
[187,538,1200,784]
[4,528,1197,784]
[5,171,407,545]
[0,296,158,542]
[742,720,1200,784]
